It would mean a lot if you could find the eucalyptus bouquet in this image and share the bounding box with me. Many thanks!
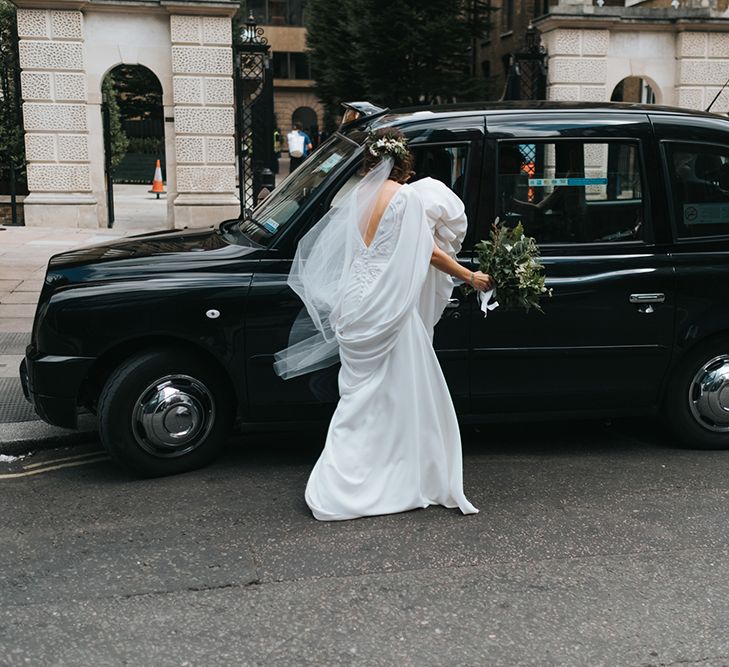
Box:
[472,219,552,313]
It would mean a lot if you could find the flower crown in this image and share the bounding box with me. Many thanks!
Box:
[366,133,409,160]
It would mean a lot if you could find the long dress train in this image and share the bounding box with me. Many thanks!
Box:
[304,179,478,520]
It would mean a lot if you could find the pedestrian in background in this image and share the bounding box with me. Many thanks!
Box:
[273,127,282,175]
[287,122,313,173]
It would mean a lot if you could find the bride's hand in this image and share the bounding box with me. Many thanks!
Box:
[471,271,493,292]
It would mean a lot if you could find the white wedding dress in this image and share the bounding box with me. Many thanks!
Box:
[297,176,479,521]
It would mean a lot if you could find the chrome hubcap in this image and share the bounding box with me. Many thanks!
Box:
[688,354,729,433]
[132,374,215,458]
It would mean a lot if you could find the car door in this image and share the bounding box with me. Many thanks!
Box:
[244,122,484,421]
[408,127,484,413]
[652,114,729,346]
[468,112,676,417]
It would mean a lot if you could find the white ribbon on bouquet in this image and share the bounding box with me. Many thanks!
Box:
[478,288,499,317]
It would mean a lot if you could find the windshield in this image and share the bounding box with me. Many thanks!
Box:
[238,133,360,244]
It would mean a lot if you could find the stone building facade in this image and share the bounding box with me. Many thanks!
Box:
[478,0,729,113]
[536,0,729,112]
[13,0,240,229]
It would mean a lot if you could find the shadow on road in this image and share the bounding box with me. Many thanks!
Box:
[219,416,672,470]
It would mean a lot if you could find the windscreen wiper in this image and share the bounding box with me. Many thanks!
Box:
[237,214,270,236]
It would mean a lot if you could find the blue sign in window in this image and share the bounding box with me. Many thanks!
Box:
[528,177,608,187]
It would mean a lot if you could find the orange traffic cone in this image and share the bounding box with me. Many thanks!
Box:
[149,159,165,199]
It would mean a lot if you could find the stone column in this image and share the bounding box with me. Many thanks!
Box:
[16,8,96,227]
[542,28,610,103]
[169,14,239,228]
[676,32,729,112]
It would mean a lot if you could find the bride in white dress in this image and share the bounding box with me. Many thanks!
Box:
[274,129,492,521]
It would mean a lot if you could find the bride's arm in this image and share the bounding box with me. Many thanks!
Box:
[430,244,493,291]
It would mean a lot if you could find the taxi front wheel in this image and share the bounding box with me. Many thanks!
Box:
[98,348,233,477]
[665,338,729,450]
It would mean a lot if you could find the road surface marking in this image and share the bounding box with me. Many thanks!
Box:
[0,455,110,479]
[23,450,106,469]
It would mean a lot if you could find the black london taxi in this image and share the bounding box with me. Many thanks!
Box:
[20,101,729,476]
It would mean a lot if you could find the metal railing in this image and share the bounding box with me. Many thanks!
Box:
[0,161,27,226]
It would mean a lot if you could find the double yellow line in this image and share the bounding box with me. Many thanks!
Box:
[0,450,110,479]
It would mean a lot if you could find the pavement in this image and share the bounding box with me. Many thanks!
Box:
[111,183,168,230]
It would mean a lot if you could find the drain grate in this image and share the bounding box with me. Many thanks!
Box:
[0,332,31,355]
[0,377,38,422]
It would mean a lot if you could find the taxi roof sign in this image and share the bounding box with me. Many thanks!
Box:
[340,101,387,128]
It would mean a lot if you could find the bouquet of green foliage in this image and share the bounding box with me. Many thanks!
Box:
[471,219,552,313]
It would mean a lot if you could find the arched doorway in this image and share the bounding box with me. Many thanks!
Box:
[101,65,166,230]
[292,106,319,146]
[610,76,658,105]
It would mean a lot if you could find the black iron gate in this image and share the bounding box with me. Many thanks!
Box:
[0,162,23,226]
[234,12,276,216]
[503,23,548,101]
[1,3,27,226]
[101,100,115,228]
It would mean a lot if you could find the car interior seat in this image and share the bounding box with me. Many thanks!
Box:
[417,148,453,190]
[679,152,725,203]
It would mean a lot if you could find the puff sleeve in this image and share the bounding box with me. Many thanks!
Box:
[408,177,469,336]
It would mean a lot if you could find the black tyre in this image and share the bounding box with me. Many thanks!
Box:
[665,337,729,450]
[98,348,233,477]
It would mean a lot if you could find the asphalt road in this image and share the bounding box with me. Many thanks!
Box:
[2,420,729,667]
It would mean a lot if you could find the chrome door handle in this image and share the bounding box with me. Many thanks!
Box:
[629,293,665,304]
[445,297,460,309]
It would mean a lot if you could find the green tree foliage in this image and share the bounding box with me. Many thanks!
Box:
[108,65,163,123]
[306,0,492,128]
[304,0,366,130]
[0,0,25,171]
[102,76,130,169]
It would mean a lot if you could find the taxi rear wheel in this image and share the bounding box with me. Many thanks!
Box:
[98,348,232,477]
[665,337,729,450]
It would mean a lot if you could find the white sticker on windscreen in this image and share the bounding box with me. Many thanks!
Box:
[263,219,280,233]
[316,153,344,174]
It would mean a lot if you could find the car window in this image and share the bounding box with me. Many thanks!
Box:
[410,144,469,197]
[330,143,470,210]
[239,133,359,244]
[496,140,644,244]
[664,142,729,239]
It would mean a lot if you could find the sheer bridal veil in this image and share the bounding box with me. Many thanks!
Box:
[273,157,395,380]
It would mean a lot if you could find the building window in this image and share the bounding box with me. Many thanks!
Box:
[273,52,312,80]
[291,52,311,79]
[501,0,513,33]
[247,0,266,23]
[247,0,306,26]
[287,0,305,24]
[273,51,290,79]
